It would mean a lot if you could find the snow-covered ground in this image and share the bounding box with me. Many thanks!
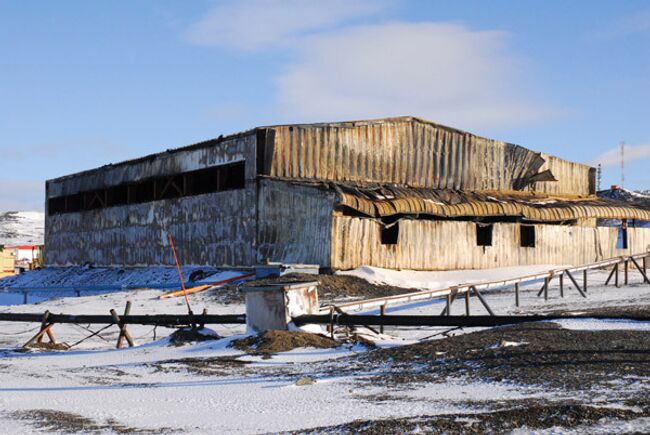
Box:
[0,211,44,245]
[338,264,566,291]
[0,266,648,432]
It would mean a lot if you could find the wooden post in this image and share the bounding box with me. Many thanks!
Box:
[564,270,587,298]
[559,274,564,298]
[111,304,135,349]
[465,290,470,316]
[329,310,334,339]
[24,311,58,348]
[583,270,587,293]
[605,263,617,286]
[37,311,49,344]
[615,262,620,288]
[380,305,386,334]
[544,277,549,301]
[630,257,650,284]
[199,308,207,329]
[515,282,520,307]
[440,288,458,316]
[624,260,629,286]
[470,286,495,316]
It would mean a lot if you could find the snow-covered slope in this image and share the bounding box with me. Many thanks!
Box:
[0,211,44,245]
[598,187,650,202]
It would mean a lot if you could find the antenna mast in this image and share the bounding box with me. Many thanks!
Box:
[597,163,602,191]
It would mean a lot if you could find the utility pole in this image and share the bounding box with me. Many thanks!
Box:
[620,141,625,189]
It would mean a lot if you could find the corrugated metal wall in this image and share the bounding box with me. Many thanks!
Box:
[47,133,257,197]
[331,216,650,270]
[265,118,593,195]
[44,133,258,267]
[256,179,335,266]
[45,186,256,267]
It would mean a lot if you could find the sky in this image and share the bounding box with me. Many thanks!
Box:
[1,0,649,211]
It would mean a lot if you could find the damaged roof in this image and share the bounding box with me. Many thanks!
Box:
[272,178,650,222]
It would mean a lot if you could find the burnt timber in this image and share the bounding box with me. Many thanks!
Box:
[44,116,650,270]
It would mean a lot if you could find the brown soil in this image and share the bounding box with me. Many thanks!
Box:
[358,322,650,390]
[231,330,339,355]
[297,399,648,434]
[213,273,415,305]
[167,328,220,346]
[9,409,172,433]
[24,342,70,351]
[149,356,251,376]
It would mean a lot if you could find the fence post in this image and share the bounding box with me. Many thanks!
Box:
[624,260,629,286]
[465,290,470,316]
[544,277,549,301]
[583,270,587,293]
[515,282,520,307]
[559,274,564,298]
[380,304,386,334]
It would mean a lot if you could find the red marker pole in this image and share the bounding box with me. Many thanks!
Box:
[168,233,193,316]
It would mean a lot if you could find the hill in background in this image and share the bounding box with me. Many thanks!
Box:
[0,211,44,245]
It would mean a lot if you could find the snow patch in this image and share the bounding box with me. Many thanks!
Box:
[337,264,566,291]
[554,318,650,331]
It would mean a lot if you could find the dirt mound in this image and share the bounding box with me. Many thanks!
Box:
[214,273,415,305]
[361,322,650,389]
[168,328,220,346]
[299,400,645,434]
[231,330,339,355]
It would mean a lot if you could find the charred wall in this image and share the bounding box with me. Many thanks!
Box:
[256,179,335,266]
[44,133,258,267]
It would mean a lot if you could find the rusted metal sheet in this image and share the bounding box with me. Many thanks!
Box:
[334,185,650,221]
[331,216,650,270]
[256,179,335,266]
[262,117,593,196]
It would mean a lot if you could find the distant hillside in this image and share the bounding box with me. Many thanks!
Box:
[597,187,650,206]
[0,211,44,245]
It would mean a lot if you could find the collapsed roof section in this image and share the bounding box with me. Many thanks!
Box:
[270,178,650,222]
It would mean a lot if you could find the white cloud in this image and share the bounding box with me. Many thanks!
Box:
[185,0,387,51]
[589,143,650,168]
[274,22,557,129]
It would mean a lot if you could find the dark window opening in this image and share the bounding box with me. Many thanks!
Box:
[520,225,536,248]
[132,179,155,203]
[157,175,185,200]
[221,162,245,190]
[381,220,399,245]
[47,161,246,216]
[48,196,66,215]
[476,224,493,246]
[617,223,628,249]
[66,193,83,213]
[107,184,129,207]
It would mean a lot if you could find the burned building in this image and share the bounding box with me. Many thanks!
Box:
[45,117,650,270]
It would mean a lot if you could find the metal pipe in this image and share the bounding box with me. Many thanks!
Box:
[294,314,650,328]
[0,312,246,326]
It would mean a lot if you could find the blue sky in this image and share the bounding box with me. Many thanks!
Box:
[1,0,649,211]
